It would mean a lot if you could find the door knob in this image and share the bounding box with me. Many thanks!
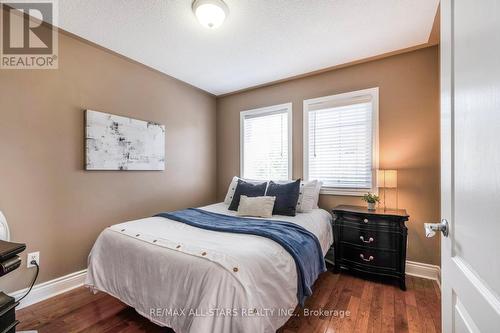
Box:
[424,219,449,238]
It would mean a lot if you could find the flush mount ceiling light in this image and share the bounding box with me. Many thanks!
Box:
[192,0,229,29]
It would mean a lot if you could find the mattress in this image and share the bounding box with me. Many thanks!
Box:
[85,202,333,333]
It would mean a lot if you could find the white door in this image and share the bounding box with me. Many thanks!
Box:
[440,0,500,332]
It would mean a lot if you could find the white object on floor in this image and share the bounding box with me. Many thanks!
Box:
[0,210,10,241]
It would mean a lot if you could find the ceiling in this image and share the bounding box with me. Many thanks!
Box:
[58,0,440,95]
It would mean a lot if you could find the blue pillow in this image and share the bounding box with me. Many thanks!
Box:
[266,180,301,216]
[229,179,267,211]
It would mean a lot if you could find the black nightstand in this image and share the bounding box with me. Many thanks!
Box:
[332,205,409,290]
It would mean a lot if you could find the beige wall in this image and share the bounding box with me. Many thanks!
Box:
[216,46,440,266]
[0,31,217,292]
[0,20,440,294]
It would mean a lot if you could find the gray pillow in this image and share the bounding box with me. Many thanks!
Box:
[229,179,267,211]
[266,179,301,216]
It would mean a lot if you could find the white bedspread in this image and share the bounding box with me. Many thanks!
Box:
[86,203,333,333]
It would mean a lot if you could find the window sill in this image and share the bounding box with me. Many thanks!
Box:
[320,187,378,196]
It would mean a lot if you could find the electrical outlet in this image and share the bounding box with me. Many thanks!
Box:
[27,251,40,268]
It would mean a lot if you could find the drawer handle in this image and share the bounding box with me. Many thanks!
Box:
[363,218,369,223]
[359,236,374,243]
[359,254,374,262]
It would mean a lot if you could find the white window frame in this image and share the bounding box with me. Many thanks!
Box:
[240,103,293,180]
[303,88,379,196]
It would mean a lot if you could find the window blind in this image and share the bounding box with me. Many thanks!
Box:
[307,99,374,190]
[242,109,290,180]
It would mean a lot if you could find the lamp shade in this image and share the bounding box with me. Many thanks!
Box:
[376,169,398,188]
[193,0,229,29]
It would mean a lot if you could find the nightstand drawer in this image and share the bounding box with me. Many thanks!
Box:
[339,245,398,271]
[340,212,393,228]
[340,225,398,250]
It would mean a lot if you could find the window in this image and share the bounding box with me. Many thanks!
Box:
[303,88,379,195]
[240,103,292,180]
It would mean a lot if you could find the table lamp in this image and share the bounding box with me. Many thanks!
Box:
[376,169,398,210]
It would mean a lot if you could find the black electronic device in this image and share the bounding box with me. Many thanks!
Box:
[0,240,26,264]
[0,240,26,333]
[0,292,18,333]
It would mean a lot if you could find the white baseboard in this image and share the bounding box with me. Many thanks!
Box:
[9,269,87,309]
[406,260,441,288]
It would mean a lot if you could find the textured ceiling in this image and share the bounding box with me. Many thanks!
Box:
[58,0,439,95]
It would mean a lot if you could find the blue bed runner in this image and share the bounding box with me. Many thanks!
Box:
[155,208,326,306]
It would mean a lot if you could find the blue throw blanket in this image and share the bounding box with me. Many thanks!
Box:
[155,208,326,306]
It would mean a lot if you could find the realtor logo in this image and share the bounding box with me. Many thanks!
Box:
[1,0,58,69]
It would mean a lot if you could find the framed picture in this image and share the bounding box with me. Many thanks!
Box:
[85,110,165,170]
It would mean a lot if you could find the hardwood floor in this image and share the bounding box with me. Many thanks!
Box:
[17,272,441,333]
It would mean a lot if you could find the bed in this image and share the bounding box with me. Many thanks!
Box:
[86,202,333,333]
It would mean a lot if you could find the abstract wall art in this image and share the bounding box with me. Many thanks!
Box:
[85,110,165,170]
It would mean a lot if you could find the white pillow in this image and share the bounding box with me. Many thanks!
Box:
[224,176,268,204]
[224,176,239,204]
[236,196,276,218]
[297,180,320,212]
[311,180,322,209]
